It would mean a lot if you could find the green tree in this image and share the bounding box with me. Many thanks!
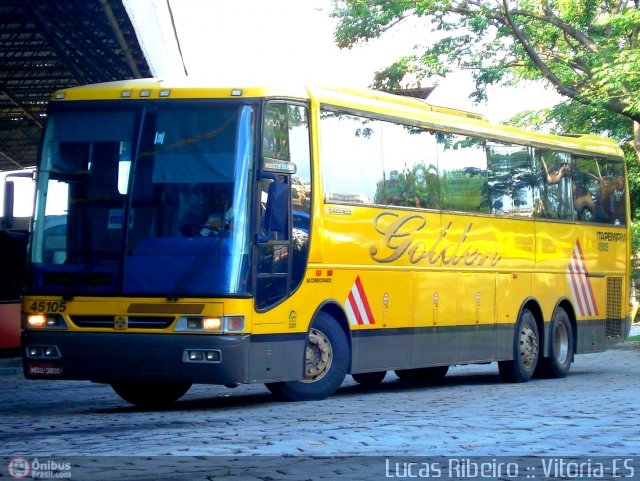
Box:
[331,0,640,160]
[333,0,640,255]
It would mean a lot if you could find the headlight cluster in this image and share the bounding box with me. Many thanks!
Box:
[174,315,244,333]
[25,314,68,330]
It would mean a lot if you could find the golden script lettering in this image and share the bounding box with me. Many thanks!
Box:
[369,212,501,267]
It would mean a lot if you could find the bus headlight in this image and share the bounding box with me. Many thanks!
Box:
[26,314,68,330]
[203,317,222,331]
[174,316,244,333]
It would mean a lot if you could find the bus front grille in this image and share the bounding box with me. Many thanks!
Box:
[70,316,174,329]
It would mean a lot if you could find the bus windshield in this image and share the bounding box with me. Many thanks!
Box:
[30,101,256,297]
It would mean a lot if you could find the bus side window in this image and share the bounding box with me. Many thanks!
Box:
[572,156,626,225]
[533,150,574,220]
[438,134,488,213]
[378,122,440,209]
[600,161,626,225]
[320,111,382,205]
[571,157,599,222]
[487,142,534,217]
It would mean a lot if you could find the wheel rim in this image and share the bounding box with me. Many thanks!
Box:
[553,321,569,364]
[519,324,538,369]
[302,327,333,383]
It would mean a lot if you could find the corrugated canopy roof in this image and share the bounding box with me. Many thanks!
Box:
[0,0,151,172]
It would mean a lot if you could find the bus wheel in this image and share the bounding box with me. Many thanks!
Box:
[536,307,574,378]
[110,381,191,408]
[499,308,539,383]
[352,371,386,387]
[265,312,349,401]
[394,365,449,383]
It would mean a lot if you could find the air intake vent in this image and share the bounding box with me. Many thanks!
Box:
[71,316,174,329]
[606,277,623,338]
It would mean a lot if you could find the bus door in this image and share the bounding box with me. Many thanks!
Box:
[256,173,291,310]
[255,102,311,312]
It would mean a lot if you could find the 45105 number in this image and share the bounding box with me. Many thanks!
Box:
[28,301,67,313]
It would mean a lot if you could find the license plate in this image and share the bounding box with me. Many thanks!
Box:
[28,363,63,377]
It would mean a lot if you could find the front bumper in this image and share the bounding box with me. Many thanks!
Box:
[22,330,251,385]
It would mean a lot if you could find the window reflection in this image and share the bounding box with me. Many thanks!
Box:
[318,108,626,225]
[572,157,626,224]
[533,151,574,220]
[488,143,535,217]
[438,134,488,213]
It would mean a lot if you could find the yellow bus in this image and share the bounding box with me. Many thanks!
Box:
[22,79,631,407]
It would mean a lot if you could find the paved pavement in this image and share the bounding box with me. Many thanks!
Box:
[0,327,638,480]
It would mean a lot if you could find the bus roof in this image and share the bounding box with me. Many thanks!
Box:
[50,78,623,160]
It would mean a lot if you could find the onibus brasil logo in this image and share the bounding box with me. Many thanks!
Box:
[7,457,72,479]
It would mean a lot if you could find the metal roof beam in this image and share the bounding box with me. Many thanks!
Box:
[100,0,141,78]
[0,149,25,169]
[0,88,42,129]
[0,0,151,170]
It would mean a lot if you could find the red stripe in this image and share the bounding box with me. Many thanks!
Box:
[574,239,584,262]
[354,276,375,324]
[568,271,587,315]
[575,267,593,315]
[569,255,589,316]
[569,240,598,316]
[574,260,592,315]
[568,271,586,315]
[574,242,598,316]
[348,291,364,325]
[575,242,599,316]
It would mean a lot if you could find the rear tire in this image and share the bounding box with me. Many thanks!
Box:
[536,307,574,378]
[499,307,539,383]
[394,365,449,384]
[111,381,191,408]
[265,312,349,401]
[352,371,386,387]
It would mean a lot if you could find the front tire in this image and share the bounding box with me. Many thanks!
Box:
[265,312,349,401]
[499,308,540,382]
[536,307,574,378]
[111,381,191,408]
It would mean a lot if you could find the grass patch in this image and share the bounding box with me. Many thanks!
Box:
[626,335,640,342]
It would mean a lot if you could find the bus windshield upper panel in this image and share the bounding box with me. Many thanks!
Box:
[30,101,256,297]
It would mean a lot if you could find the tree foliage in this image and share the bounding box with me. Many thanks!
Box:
[332,0,640,157]
[333,0,640,251]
